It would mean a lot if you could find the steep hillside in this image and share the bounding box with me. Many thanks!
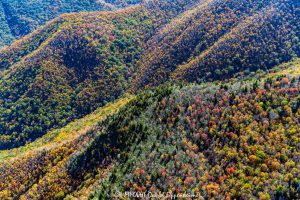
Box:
[0,6,152,149]
[0,3,14,47]
[0,95,134,199]
[72,61,300,200]
[0,60,298,199]
[173,0,300,82]
[0,0,299,199]
[134,0,300,88]
[0,0,142,47]
[0,0,299,150]
[0,0,201,149]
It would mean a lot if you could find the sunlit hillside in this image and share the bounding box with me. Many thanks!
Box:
[0,0,299,199]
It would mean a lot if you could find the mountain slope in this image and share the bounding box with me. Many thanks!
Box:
[0,0,299,150]
[1,60,298,199]
[0,5,153,149]
[0,0,201,149]
[134,0,299,88]
[173,0,300,82]
[0,3,14,47]
[0,0,143,47]
[0,95,133,199]
[71,61,300,200]
[0,0,299,199]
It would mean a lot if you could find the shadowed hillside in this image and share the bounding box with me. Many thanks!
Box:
[0,0,201,149]
[0,0,299,198]
[1,60,299,199]
[0,0,143,47]
[0,0,299,150]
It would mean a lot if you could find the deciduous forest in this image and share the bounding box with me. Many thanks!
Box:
[0,0,299,199]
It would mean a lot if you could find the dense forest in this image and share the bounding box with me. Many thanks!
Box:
[0,0,298,150]
[0,0,299,199]
[134,0,300,88]
[0,59,299,199]
[0,0,201,149]
[0,0,142,47]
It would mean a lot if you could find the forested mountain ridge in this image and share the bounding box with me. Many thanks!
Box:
[173,0,300,82]
[0,0,201,149]
[0,0,299,199]
[0,59,299,199]
[0,0,142,47]
[0,0,298,149]
[134,0,300,88]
